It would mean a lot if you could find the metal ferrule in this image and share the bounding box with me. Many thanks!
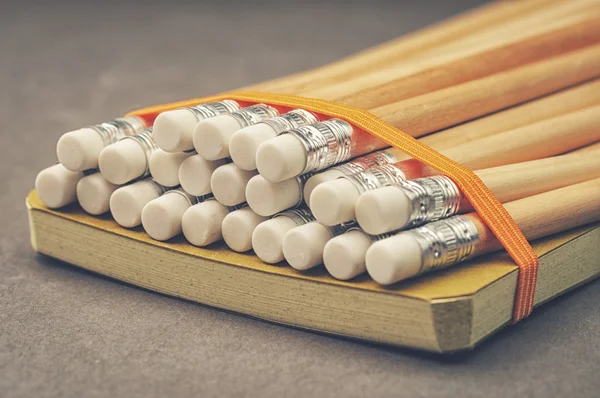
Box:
[274,207,315,226]
[226,202,248,213]
[346,225,394,242]
[147,179,171,196]
[396,175,462,230]
[228,104,280,129]
[120,127,158,176]
[407,215,480,275]
[294,172,315,206]
[326,221,358,237]
[83,168,99,176]
[288,119,354,174]
[164,188,213,206]
[262,109,318,135]
[331,150,398,177]
[184,100,241,121]
[215,157,233,167]
[90,115,147,147]
[342,164,407,194]
[204,197,248,213]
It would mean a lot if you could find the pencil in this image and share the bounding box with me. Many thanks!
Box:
[366,178,600,285]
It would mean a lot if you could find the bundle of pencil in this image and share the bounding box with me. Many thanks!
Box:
[34,0,600,291]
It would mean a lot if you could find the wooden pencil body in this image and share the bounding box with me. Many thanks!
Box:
[441,104,600,170]
[471,178,600,254]
[459,147,600,211]
[245,0,567,95]
[309,1,600,102]
[333,16,600,109]
[402,80,600,162]
[384,104,600,182]
[372,44,600,138]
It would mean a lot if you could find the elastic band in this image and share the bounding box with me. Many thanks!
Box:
[127,91,539,322]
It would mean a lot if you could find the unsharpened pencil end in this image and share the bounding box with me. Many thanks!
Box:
[110,179,162,228]
[323,230,373,280]
[255,133,307,182]
[245,175,302,217]
[178,154,218,197]
[182,200,229,247]
[230,123,279,171]
[193,115,240,160]
[153,109,199,152]
[149,149,192,187]
[99,139,147,185]
[35,164,84,209]
[76,173,117,215]
[310,178,360,226]
[302,169,346,208]
[252,216,298,264]
[56,128,104,171]
[282,222,332,271]
[222,208,268,252]
[141,193,190,241]
[366,234,423,285]
[356,186,412,235]
[211,163,257,206]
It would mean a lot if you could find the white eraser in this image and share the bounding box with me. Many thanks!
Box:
[110,179,164,228]
[282,222,332,271]
[152,109,200,152]
[255,134,307,182]
[222,208,268,252]
[193,115,241,160]
[35,164,85,209]
[56,128,105,171]
[355,186,412,235]
[182,200,229,247]
[366,233,423,285]
[98,138,148,185]
[303,169,346,207]
[245,175,302,217]
[323,230,373,280]
[310,178,360,226]
[178,154,220,196]
[149,149,193,187]
[141,192,191,241]
[229,123,278,170]
[252,216,298,264]
[211,163,257,206]
[76,173,118,215]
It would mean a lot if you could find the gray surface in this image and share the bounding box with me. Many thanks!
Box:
[1,1,599,397]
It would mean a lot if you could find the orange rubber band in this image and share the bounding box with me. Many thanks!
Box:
[127,91,539,322]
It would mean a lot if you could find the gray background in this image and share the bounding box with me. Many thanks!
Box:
[1,1,599,397]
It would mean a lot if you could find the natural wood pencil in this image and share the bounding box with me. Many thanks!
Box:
[306,2,600,103]
[330,15,600,109]
[371,43,600,138]
[301,79,600,196]
[286,144,600,272]
[471,142,600,207]
[570,140,600,154]
[248,0,571,95]
[436,104,600,170]
[249,96,600,218]
[392,79,600,162]
[356,143,600,235]
[255,44,600,183]
[310,103,600,226]
[366,178,600,285]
